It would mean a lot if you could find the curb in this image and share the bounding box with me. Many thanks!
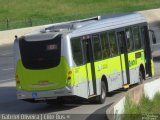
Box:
[106,95,125,120]
[106,78,160,120]
[0,79,14,83]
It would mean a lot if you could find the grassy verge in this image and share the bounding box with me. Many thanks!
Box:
[0,0,160,30]
[123,93,160,120]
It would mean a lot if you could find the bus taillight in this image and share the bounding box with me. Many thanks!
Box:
[68,70,72,75]
[16,74,20,84]
[67,76,71,80]
[67,70,72,80]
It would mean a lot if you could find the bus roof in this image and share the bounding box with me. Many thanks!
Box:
[69,13,147,38]
[22,13,147,41]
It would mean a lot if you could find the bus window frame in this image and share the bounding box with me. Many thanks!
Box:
[100,31,111,59]
[115,28,126,55]
[108,30,119,57]
[131,25,143,50]
[139,23,148,49]
[81,35,92,64]
[71,36,84,66]
[124,26,135,53]
[91,33,103,62]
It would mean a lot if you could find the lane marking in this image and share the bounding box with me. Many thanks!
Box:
[2,68,14,71]
[0,78,15,83]
[0,52,13,56]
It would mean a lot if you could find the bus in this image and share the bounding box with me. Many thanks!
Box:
[14,13,156,104]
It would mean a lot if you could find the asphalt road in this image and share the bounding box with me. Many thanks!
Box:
[0,80,125,120]
[0,44,14,82]
[0,25,160,120]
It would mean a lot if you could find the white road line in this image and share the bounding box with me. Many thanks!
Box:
[0,78,15,83]
[0,52,12,56]
[2,68,14,71]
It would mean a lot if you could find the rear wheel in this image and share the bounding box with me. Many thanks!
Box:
[96,81,106,104]
[139,70,144,84]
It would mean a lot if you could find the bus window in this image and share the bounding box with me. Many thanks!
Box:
[132,26,142,50]
[125,28,134,52]
[92,34,102,61]
[108,31,118,56]
[19,35,61,69]
[101,32,110,58]
[140,26,146,48]
[71,37,83,66]
[82,38,91,63]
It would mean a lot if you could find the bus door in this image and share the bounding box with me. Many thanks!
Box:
[117,31,130,85]
[142,26,152,76]
[82,37,97,96]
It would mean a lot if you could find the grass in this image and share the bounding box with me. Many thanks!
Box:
[123,93,160,120]
[0,0,160,30]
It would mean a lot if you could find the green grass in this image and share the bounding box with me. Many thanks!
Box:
[0,0,160,30]
[123,93,160,120]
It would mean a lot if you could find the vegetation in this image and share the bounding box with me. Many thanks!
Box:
[0,0,160,30]
[123,93,160,120]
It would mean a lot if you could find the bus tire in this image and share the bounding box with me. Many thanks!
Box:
[139,70,144,84]
[96,81,106,104]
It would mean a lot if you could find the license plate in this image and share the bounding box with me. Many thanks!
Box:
[32,92,38,98]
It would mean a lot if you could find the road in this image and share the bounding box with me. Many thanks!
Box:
[0,25,160,120]
[0,81,126,120]
[0,44,14,82]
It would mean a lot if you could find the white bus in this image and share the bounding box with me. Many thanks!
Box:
[14,13,155,104]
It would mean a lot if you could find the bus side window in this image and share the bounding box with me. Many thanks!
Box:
[140,26,151,47]
[100,32,110,58]
[71,37,83,66]
[125,28,134,52]
[140,26,146,48]
[92,34,102,61]
[132,26,142,50]
[108,31,118,56]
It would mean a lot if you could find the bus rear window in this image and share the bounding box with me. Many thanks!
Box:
[19,35,61,70]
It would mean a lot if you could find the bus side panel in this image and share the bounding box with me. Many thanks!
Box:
[103,57,123,92]
[94,60,109,95]
[72,65,90,98]
[128,49,145,84]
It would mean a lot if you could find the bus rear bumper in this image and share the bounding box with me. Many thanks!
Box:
[16,86,73,100]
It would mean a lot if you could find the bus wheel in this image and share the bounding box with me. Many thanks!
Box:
[139,70,144,84]
[96,81,106,104]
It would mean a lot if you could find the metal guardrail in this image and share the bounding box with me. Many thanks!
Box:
[0,18,54,31]
[0,16,100,31]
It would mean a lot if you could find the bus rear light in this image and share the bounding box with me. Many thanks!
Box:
[67,70,72,80]
[67,76,71,80]
[68,70,72,75]
[16,75,20,84]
